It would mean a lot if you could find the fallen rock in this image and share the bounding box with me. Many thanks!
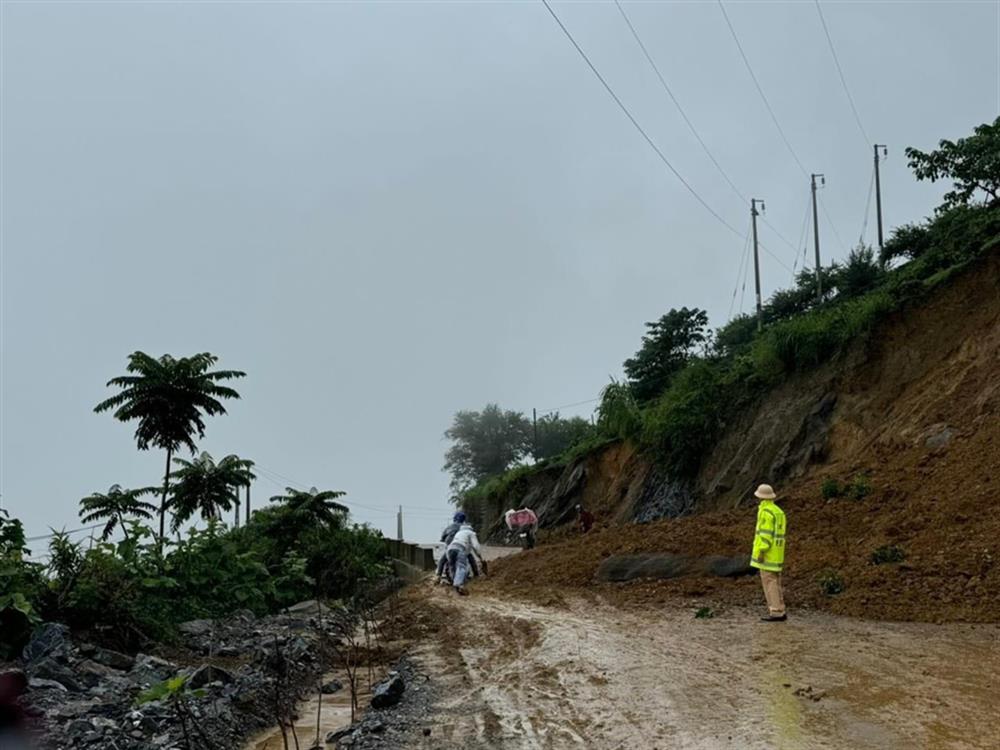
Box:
[129,654,178,686]
[189,665,235,689]
[596,554,753,582]
[326,726,352,744]
[77,659,122,688]
[91,647,135,671]
[321,679,343,695]
[178,619,214,637]
[370,673,405,709]
[28,677,69,692]
[30,657,83,692]
[22,623,71,663]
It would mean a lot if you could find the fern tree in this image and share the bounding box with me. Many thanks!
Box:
[79,484,158,541]
[168,452,255,532]
[94,352,245,543]
[270,487,349,527]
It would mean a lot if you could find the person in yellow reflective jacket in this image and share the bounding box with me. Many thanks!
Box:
[749,483,787,622]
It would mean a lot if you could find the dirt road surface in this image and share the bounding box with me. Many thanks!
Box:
[401,585,1000,750]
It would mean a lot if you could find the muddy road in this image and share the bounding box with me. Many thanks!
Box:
[398,585,1000,749]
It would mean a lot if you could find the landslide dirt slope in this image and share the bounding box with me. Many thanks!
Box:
[485,251,1000,622]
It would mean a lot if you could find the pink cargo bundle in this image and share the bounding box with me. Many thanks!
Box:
[504,508,538,531]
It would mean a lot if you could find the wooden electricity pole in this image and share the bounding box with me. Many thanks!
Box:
[751,198,765,330]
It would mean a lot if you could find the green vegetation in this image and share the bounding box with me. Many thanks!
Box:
[95,352,246,542]
[442,404,597,497]
[79,484,158,541]
[822,474,872,502]
[624,307,709,404]
[818,570,846,596]
[1,353,389,656]
[821,478,843,501]
[167,452,255,531]
[871,545,906,565]
[694,606,715,619]
[448,118,998,519]
[821,473,872,501]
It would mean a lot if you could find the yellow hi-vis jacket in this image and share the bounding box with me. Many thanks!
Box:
[750,499,787,573]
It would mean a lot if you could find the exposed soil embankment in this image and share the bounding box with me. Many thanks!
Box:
[483,251,1000,622]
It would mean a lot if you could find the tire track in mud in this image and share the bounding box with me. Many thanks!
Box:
[402,584,1000,750]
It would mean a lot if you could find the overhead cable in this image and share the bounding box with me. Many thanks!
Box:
[717,0,810,179]
[814,0,871,145]
[540,0,744,238]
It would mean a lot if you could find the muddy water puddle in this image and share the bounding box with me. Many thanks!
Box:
[245,670,372,750]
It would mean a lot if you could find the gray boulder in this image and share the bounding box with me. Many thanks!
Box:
[596,553,753,583]
[189,664,235,689]
[370,673,405,709]
[22,623,70,663]
[30,657,83,692]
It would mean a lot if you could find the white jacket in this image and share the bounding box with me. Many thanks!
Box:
[447,524,482,557]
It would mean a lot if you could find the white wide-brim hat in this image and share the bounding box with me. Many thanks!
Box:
[754,484,776,500]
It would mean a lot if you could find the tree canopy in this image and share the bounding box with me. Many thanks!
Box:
[168,453,255,531]
[624,307,709,403]
[532,413,594,461]
[79,484,158,541]
[906,117,1000,211]
[443,404,532,496]
[94,351,245,542]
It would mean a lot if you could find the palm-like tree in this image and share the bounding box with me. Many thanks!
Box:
[94,352,245,542]
[270,487,349,526]
[79,484,158,541]
[167,452,255,531]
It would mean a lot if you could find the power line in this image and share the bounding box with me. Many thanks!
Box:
[728,227,753,320]
[26,524,103,543]
[613,0,744,202]
[859,164,876,245]
[613,0,801,261]
[717,0,809,179]
[792,196,812,279]
[540,0,744,238]
[818,194,848,252]
[814,0,870,146]
[536,397,600,414]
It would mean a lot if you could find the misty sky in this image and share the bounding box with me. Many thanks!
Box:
[1,0,996,547]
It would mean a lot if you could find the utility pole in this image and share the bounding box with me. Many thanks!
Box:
[751,198,765,330]
[533,408,538,461]
[245,483,251,525]
[874,144,888,252]
[397,505,403,541]
[811,174,825,301]
[234,490,240,529]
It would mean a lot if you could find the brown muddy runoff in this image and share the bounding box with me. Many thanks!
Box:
[395,585,1000,750]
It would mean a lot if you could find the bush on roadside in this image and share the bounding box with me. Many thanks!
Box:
[871,545,906,565]
[818,570,845,596]
[821,478,844,500]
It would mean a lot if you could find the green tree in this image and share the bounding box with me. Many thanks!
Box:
[531,413,595,461]
[624,307,709,403]
[595,380,641,440]
[906,117,1000,211]
[269,487,349,527]
[833,245,883,298]
[94,352,245,543]
[168,453,255,532]
[79,484,158,541]
[443,404,532,495]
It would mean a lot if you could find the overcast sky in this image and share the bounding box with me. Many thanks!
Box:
[1,0,996,547]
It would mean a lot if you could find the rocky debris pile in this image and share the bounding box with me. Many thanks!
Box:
[326,658,435,749]
[18,603,347,750]
[596,553,753,583]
